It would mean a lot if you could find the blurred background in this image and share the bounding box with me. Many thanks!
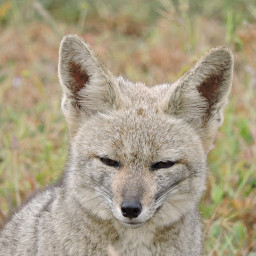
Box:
[0,0,255,255]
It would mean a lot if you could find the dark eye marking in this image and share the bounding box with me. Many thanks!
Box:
[151,161,176,171]
[99,157,120,168]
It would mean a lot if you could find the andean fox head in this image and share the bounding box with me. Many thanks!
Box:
[58,35,233,228]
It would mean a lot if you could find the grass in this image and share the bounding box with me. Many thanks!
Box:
[0,0,256,255]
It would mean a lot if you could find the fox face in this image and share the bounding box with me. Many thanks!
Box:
[58,35,233,229]
[70,103,207,228]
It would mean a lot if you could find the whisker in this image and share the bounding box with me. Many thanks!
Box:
[90,199,109,213]
[80,172,113,200]
[164,200,183,215]
[83,194,102,205]
[155,171,204,203]
[95,186,112,202]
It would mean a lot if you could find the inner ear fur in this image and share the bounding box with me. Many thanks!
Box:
[69,61,89,94]
[163,47,233,152]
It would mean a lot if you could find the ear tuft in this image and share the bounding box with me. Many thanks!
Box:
[163,47,233,152]
[58,34,93,97]
[196,47,233,123]
[58,34,121,136]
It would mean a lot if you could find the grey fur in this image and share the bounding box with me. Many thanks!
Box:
[0,34,233,256]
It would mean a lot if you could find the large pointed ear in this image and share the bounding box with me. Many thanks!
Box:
[162,47,233,153]
[58,34,121,136]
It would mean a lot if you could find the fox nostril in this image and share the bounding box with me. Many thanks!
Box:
[121,201,142,219]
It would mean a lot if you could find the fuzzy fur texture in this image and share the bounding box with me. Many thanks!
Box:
[0,34,233,256]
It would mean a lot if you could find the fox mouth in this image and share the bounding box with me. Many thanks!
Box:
[121,221,144,228]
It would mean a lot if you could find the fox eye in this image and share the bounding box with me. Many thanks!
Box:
[99,157,120,168]
[151,161,176,171]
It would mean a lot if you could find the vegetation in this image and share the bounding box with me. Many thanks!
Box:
[0,0,255,255]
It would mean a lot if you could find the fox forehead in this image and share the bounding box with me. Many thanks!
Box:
[117,77,170,107]
[74,83,204,164]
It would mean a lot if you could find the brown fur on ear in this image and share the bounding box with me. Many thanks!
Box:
[198,74,220,104]
[198,71,225,125]
[69,61,89,94]
[163,47,233,152]
[58,34,122,136]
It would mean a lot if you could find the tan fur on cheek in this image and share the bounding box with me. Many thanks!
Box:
[140,170,156,208]
[112,170,127,207]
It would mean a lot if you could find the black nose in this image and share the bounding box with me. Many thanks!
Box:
[121,201,142,219]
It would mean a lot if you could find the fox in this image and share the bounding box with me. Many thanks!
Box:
[0,34,233,256]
